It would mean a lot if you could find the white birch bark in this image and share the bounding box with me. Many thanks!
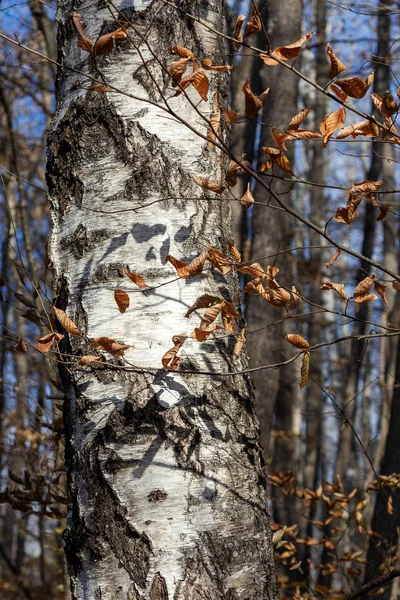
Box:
[48,1,279,599]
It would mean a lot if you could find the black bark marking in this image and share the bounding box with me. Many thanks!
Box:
[147,489,168,503]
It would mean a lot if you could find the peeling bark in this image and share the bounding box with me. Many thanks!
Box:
[48,1,279,598]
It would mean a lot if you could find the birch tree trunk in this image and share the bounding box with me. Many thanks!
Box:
[47,1,279,599]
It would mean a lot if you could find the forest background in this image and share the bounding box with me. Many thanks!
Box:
[1,0,400,598]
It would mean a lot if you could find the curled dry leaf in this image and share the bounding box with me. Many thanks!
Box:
[165,253,207,278]
[125,270,147,289]
[191,325,221,342]
[228,242,241,263]
[320,107,346,147]
[114,289,130,314]
[72,12,93,53]
[335,72,374,99]
[260,32,314,66]
[377,205,390,221]
[37,332,64,353]
[336,120,378,139]
[232,328,246,361]
[333,204,359,226]
[193,176,225,194]
[237,262,265,279]
[353,294,378,303]
[192,70,209,101]
[207,92,221,148]
[271,127,288,151]
[325,249,341,268]
[241,183,255,208]
[170,57,190,85]
[285,129,322,143]
[162,334,187,370]
[330,84,349,102]
[14,339,27,353]
[300,351,310,389]
[320,281,347,300]
[94,24,128,56]
[232,14,246,49]
[200,58,232,72]
[347,180,383,198]
[374,282,389,307]
[185,295,222,319]
[288,106,311,130]
[224,109,239,127]
[207,246,231,274]
[226,158,245,186]
[93,336,131,357]
[245,6,262,36]
[262,147,294,175]
[327,44,346,79]
[53,307,84,337]
[171,46,195,61]
[371,91,398,117]
[78,355,104,365]
[392,281,400,291]
[353,274,377,298]
[242,80,269,118]
[285,334,310,349]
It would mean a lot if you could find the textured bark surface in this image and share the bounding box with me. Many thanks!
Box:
[245,0,302,474]
[48,1,279,599]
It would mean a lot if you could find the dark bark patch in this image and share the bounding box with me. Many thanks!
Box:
[147,489,168,503]
[60,224,110,259]
[150,573,168,600]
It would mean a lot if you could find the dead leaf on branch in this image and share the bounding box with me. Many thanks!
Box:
[37,332,64,353]
[171,46,195,61]
[200,58,232,72]
[242,79,269,118]
[193,176,225,194]
[260,32,314,66]
[327,44,346,79]
[207,92,221,148]
[207,246,232,274]
[374,282,389,307]
[350,275,378,303]
[371,91,398,117]
[320,281,347,300]
[320,107,346,147]
[228,243,241,264]
[262,147,294,175]
[114,289,130,314]
[300,351,310,389]
[232,14,246,49]
[72,12,128,56]
[335,72,374,99]
[224,109,240,127]
[165,253,207,278]
[232,328,246,361]
[162,334,187,370]
[326,249,341,268]
[92,336,131,357]
[191,325,221,342]
[14,339,27,353]
[72,11,93,53]
[245,6,262,36]
[336,120,378,139]
[288,106,312,129]
[241,183,255,208]
[286,334,310,349]
[377,205,390,221]
[330,84,349,103]
[53,307,84,337]
[125,270,147,289]
[78,355,104,365]
[169,57,191,85]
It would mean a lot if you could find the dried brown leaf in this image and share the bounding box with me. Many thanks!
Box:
[263,147,294,175]
[207,246,231,274]
[78,355,104,365]
[207,92,221,148]
[300,351,310,389]
[14,339,27,353]
[185,295,222,319]
[352,293,378,304]
[335,72,374,99]
[224,109,239,127]
[320,107,346,147]
[125,270,147,289]
[241,183,255,208]
[330,84,349,102]
[327,44,346,79]
[171,46,195,61]
[320,281,347,300]
[232,328,246,361]
[162,334,187,370]
[232,14,246,48]
[37,332,64,353]
[260,32,314,66]
[353,275,377,297]
[114,289,130,313]
[285,334,310,349]
[374,282,389,307]
[377,205,390,221]
[72,12,93,53]
[53,307,84,337]
[170,57,191,84]
[92,336,131,357]
[245,6,262,36]
[192,70,209,101]
[200,58,232,71]
[288,106,311,129]
[193,176,225,194]
[333,204,359,225]
[228,243,241,263]
[243,79,262,117]
[94,24,128,56]
[326,249,341,268]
